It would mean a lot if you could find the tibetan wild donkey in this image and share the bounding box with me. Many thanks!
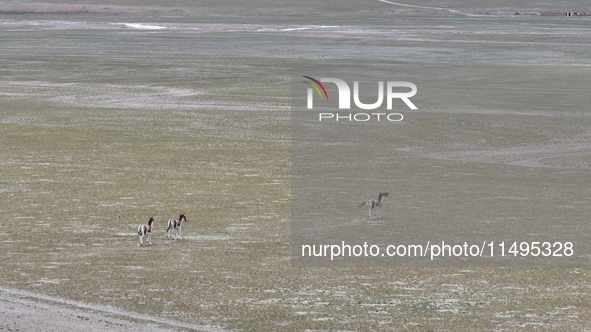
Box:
[361,192,390,218]
[138,216,155,246]
[166,213,187,240]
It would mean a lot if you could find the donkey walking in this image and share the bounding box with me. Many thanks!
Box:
[360,192,390,218]
[138,216,155,246]
[166,213,187,240]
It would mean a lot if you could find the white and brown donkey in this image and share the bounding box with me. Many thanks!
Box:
[138,216,155,246]
[361,191,390,218]
[166,213,187,240]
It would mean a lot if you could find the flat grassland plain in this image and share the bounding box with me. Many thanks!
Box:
[2,0,591,330]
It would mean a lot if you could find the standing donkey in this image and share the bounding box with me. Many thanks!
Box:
[138,216,155,246]
[360,192,390,218]
[166,213,187,240]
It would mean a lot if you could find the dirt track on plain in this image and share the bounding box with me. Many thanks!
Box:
[0,287,221,331]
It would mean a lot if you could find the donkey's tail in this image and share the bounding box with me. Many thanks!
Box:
[360,201,367,207]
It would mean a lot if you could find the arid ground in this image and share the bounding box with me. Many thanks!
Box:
[2,1,591,330]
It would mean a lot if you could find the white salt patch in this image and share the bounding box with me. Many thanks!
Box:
[38,278,61,284]
[281,27,312,31]
[184,235,232,241]
[120,23,167,30]
[124,266,143,270]
[281,25,339,31]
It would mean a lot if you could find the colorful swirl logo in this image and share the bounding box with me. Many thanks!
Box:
[302,76,328,100]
